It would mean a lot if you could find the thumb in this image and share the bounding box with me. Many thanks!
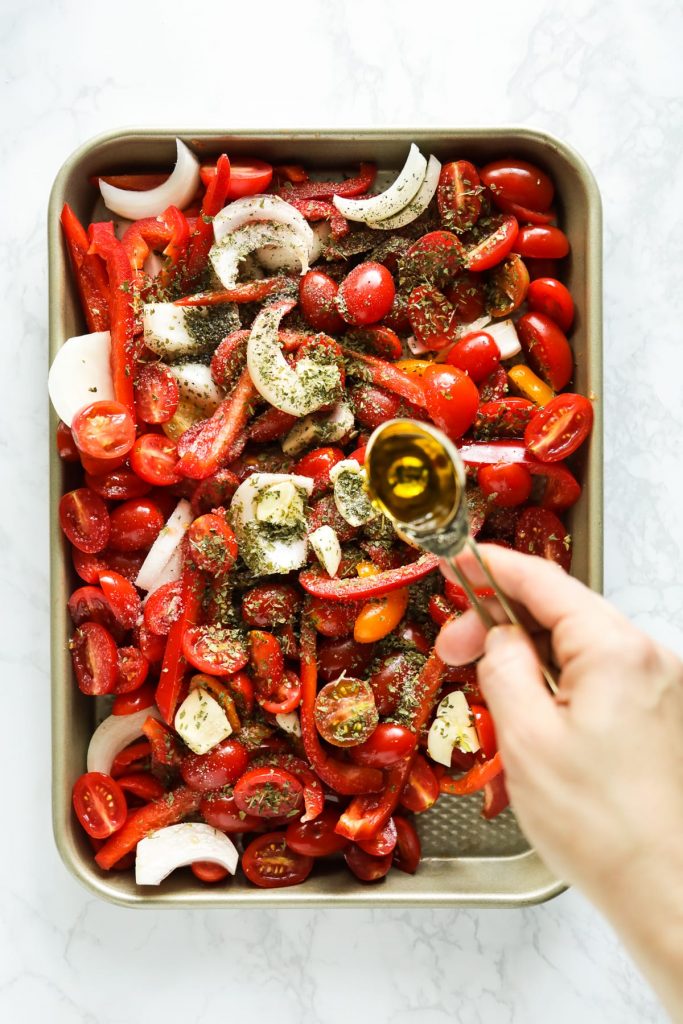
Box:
[478,625,558,745]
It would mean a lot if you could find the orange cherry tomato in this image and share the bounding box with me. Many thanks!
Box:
[353,587,409,644]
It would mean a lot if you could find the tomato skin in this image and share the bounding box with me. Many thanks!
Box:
[241,584,301,628]
[348,325,403,361]
[134,622,166,664]
[344,844,392,883]
[348,724,417,769]
[134,363,179,424]
[71,400,136,461]
[478,462,532,507]
[234,766,304,819]
[444,273,487,323]
[393,816,421,874]
[143,580,183,636]
[299,270,345,333]
[464,215,519,272]
[187,513,238,575]
[115,645,149,693]
[400,754,440,813]
[242,832,314,888]
[487,253,529,317]
[480,159,554,212]
[115,772,165,803]
[190,468,240,517]
[226,159,273,199]
[68,585,122,637]
[337,262,396,327]
[351,384,401,429]
[183,625,249,676]
[190,861,230,883]
[73,772,127,839]
[358,816,398,856]
[514,225,570,260]
[407,284,457,350]
[112,680,156,715]
[130,434,181,486]
[249,630,284,694]
[525,393,594,463]
[181,739,250,792]
[199,790,264,833]
[292,447,345,497]
[515,506,572,570]
[314,677,379,748]
[422,365,479,440]
[70,622,118,695]
[479,366,509,403]
[401,230,465,289]
[527,277,574,332]
[437,160,482,233]
[446,331,500,383]
[56,421,80,461]
[317,637,376,687]
[59,488,110,553]
[309,598,358,638]
[474,398,535,441]
[108,498,164,553]
[517,312,573,391]
[285,807,349,857]
[368,652,413,715]
[257,668,302,715]
[97,569,141,630]
[85,466,152,501]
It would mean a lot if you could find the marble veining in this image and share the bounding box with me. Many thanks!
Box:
[1,0,680,1020]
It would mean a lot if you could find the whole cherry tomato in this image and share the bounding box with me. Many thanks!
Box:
[191,862,230,884]
[181,739,250,792]
[474,398,535,441]
[143,580,183,636]
[299,270,345,333]
[200,790,264,834]
[351,384,401,429]
[285,807,350,857]
[112,680,156,715]
[108,498,164,552]
[514,225,569,259]
[368,651,414,715]
[446,331,500,382]
[56,421,79,461]
[357,816,398,857]
[309,597,358,638]
[85,466,152,501]
[422,364,479,439]
[347,723,417,769]
[97,569,141,630]
[525,393,594,462]
[527,277,574,332]
[292,446,345,496]
[72,772,127,839]
[337,261,395,327]
[480,159,554,212]
[344,844,392,883]
[71,400,136,461]
[393,816,421,874]
[478,463,533,507]
[517,312,573,391]
[317,636,376,683]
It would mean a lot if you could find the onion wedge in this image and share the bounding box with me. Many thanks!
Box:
[231,472,313,575]
[87,707,162,775]
[210,223,310,289]
[368,154,441,230]
[281,401,354,456]
[135,823,238,885]
[48,330,114,425]
[135,499,193,592]
[99,139,200,220]
[213,194,315,250]
[482,318,522,360]
[169,363,224,415]
[333,144,426,223]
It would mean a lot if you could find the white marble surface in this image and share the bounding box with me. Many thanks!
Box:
[1,0,681,1020]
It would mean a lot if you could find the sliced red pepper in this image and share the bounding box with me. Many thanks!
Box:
[181,153,231,289]
[299,617,383,796]
[94,786,201,870]
[154,565,203,723]
[121,206,189,272]
[299,553,439,603]
[278,162,376,201]
[87,222,138,416]
[439,750,503,795]
[174,277,292,307]
[176,368,257,480]
[141,716,184,767]
[247,406,298,443]
[90,172,169,191]
[115,772,166,803]
[60,204,111,333]
[110,738,151,778]
[482,773,510,819]
[343,348,427,408]
[274,164,309,184]
[284,197,349,239]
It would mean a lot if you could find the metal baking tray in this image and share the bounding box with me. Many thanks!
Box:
[49,128,603,907]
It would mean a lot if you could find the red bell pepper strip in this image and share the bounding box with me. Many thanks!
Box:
[87,222,138,416]
[299,617,383,795]
[299,553,440,603]
[458,441,581,511]
[439,750,503,795]
[176,368,257,480]
[343,348,427,408]
[247,406,298,443]
[110,739,151,778]
[283,197,349,239]
[155,565,203,724]
[94,786,202,870]
[482,773,510,819]
[174,276,292,307]
[121,207,189,271]
[141,716,184,767]
[90,172,169,191]
[60,204,110,333]
[278,162,376,200]
[181,154,231,289]
[274,164,309,184]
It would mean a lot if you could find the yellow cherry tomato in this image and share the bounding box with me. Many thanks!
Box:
[395,359,432,378]
[353,587,410,644]
[508,364,555,406]
[356,561,379,578]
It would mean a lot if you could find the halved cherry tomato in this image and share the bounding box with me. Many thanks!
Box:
[70,622,118,695]
[191,861,230,883]
[241,584,301,628]
[478,462,532,507]
[309,597,358,638]
[187,513,238,575]
[242,831,313,888]
[115,646,149,693]
[348,723,417,769]
[422,364,479,439]
[480,159,554,212]
[69,584,118,633]
[108,498,164,552]
[474,398,535,441]
[344,844,392,883]
[479,365,509,402]
[464,215,519,272]
[257,668,302,715]
[110,738,151,777]
[437,160,482,233]
[59,488,110,553]
[400,754,440,813]
[56,421,79,461]
[337,261,395,327]
[97,569,141,630]
[234,766,303,819]
[527,277,574,332]
[134,622,166,664]
[514,225,569,260]
[299,270,345,333]
[444,273,487,322]
[525,393,594,462]
[354,587,409,643]
[314,677,378,747]
[143,580,183,636]
[130,434,181,486]
[190,468,240,517]
[400,230,465,289]
[134,363,179,424]
[181,738,250,792]
[73,772,127,839]
[446,331,500,382]
[517,312,573,391]
[407,284,457,349]
[112,680,156,715]
[317,636,376,683]
[228,159,274,198]
[285,807,349,857]
[487,253,529,317]
[85,467,151,501]
[292,446,345,497]
[393,816,421,874]
[199,790,265,833]
[71,400,136,462]
[182,625,249,676]
[515,506,572,570]
[358,816,397,857]
[351,384,401,429]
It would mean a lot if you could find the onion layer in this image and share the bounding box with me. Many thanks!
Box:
[368,154,441,230]
[333,144,426,223]
[135,823,238,885]
[99,139,200,220]
[87,707,162,775]
[210,223,310,288]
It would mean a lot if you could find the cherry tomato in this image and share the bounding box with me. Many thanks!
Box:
[428,593,456,626]
[115,646,149,693]
[400,754,440,813]
[190,468,240,517]
[525,393,593,463]
[191,861,230,884]
[112,680,156,715]
[110,738,151,777]
[348,723,417,769]
[59,488,110,553]
[422,364,479,439]
[354,587,409,644]
[134,622,166,664]
[367,652,413,715]
[480,159,554,212]
[515,506,572,570]
[299,270,345,333]
[527,277,574,332]
[257,668,302,715]
[314,677,378,747]
[525,257,559,281]
[134,363,179,424]
[474,398,535,441]
[56,421,79,461]
[227,159,273,198]
[143,580,183,636]
[348,325,403,361]
[199,790,265,834]
[97,569,141,630]
[130,434,181,486]
[357,816,398,857]
[108,498,164,552]
[487,253,529,317]
[337,261,395,327]
[351,384,401,429]
[393,816,421,874]
[187,513,238,575]
[292,447,345,497]
[309,597,358,638]
[241,584,301,628]
[72,772,127,839]
[78,450,128,476]
[181,738,250,792]
[285,807,349,857]
[68,585,121,637]
[71,400,136,461]
[517,312,573,391]
[307,493,359,544]
[70,622,118,695]
[242,832,313,888]
[85,467,151,502]
[396,621,431,655]
[478,463,532,507]
[407,284,457,349]
[234,766,303,819]
[317,636,376,683]
[183,625,249,676]
[464,215,519,272]
[446,331,500,383]
[479,365,509,403]
[400,231,465,289]
[514,225,569,260]
[437,160,482,233]
[344,844,392,883]
[471,705,497,760]
[444,273,487,322]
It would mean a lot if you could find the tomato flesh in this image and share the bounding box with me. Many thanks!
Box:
[130,434,181,486]
[182,625,249,676]
[515,506,572,570]
[314,677,378,747]
[73,772,127,839]
[59,488,110,553]
[71,401,136,461]
[134,363,179,424]
[525,394,594,463]
[242,832,314,888]
[70,622,118,695]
